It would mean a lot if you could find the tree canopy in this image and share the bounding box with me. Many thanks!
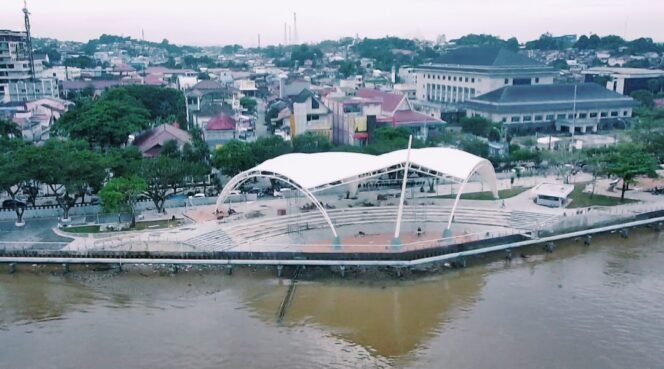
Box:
[604,143,659,200]
[0,118,21,139]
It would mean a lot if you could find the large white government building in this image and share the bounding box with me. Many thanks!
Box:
[414,47,557,112]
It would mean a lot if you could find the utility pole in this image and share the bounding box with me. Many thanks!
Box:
[23,0,35,80]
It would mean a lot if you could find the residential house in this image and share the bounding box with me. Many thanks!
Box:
[133,123,192,157]
[290,89,332,139]
[203,113,237,149]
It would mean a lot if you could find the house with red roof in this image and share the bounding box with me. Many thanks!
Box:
[203,113,237,149]
[133,123,192,158]
[355,88,445,143]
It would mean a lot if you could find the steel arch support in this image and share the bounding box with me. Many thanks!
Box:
[445,162,498,234]
[216,170,339,239]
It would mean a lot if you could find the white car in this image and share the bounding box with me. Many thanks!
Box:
[229,190,242,196]
[193,193,205,198]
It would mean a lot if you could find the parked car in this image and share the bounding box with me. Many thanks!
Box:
[193,193,205,198]
[229,190,242,196]
[2,199,26,209]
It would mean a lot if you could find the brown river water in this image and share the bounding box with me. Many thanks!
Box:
[1,229,663,369]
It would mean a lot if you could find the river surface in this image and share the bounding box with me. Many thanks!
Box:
[1,230,663,369]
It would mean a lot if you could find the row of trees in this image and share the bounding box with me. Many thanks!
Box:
[0,137,208,225]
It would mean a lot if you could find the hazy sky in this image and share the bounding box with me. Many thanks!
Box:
[2,0,663,46]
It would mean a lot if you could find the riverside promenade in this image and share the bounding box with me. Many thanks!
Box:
[2,170,664,272]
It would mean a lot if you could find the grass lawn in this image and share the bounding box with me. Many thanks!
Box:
[62,219,183,234]
[567,183,637,208]
[62,225,101,234]
[432,186,531,200]
[133,219,183,230]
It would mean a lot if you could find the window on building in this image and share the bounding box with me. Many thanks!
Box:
[589,112,598,118]
[600,112,608,117]
[546,114,555,121]
[623,111,629,116]
[568,113,575,119]
[464,77,468,82]
[311,99,320,109]
[523,115,533,122]
[504,78,509,84]
[470,88,476,97]
[453,76,457,81]
[511,116,521,123]
[471,78,475,83]
[534,115,543,121]
[579,113,587,119]
[610,111,619,117]
[513,78,532,85]
[557,114,566,120]
[501,117,507,123]
[535,77,540,83]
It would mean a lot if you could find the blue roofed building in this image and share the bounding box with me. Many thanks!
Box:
[465,83,639,135]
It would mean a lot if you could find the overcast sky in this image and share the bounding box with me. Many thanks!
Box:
[1,0,662,46]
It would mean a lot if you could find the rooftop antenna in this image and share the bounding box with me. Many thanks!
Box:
[23,0,35,80]
[142,28,145,41]
[257,33,261,49]
[293,12,298,45]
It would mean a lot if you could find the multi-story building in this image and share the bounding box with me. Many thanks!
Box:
[5,79,59,102]
[1,29,55,102]
[465,83,638,135]
[414,46,557,115]
[324,95,382,146]
[0,30,32,99]
[582,67,664,96]
[290,89,332,139]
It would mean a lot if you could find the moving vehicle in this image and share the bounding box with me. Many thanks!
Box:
[2,199,26,209]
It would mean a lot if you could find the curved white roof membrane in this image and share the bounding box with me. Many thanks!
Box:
[252,147,497,194]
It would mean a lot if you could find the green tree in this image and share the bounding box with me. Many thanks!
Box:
[460,116,493,137]
[99,176,147,226]
[159,139,181,158]
[459,136,489,158]
[631,108,664,162]
[291,132,333,153]
[212,140,255,177]
[604,144,659,200]
[35,140,107,220]
[365,127,423,154]
[631,90,655,109]
[53,92,151,149]
[240,96,257,113]
[137,156,196,212]
[0,141,30,224]
[251,135,292,164]
[0,118,21,139]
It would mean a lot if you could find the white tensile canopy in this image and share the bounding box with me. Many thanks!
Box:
[216,147,498,241]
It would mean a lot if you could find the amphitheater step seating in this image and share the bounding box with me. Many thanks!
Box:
[509,211,559,230]
[183,228,235,251]
[210,206,517,246]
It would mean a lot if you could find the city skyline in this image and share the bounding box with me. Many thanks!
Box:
[1,0,663,46]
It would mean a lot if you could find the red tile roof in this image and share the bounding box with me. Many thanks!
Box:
[206,113,236,131]
[133,124,191,157]
[356,88,406,113]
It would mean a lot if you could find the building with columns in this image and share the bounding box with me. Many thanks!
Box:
[413,46,557,117]
[465,83,639,135]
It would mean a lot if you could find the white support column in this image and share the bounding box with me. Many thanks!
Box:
[392,135,413,247]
